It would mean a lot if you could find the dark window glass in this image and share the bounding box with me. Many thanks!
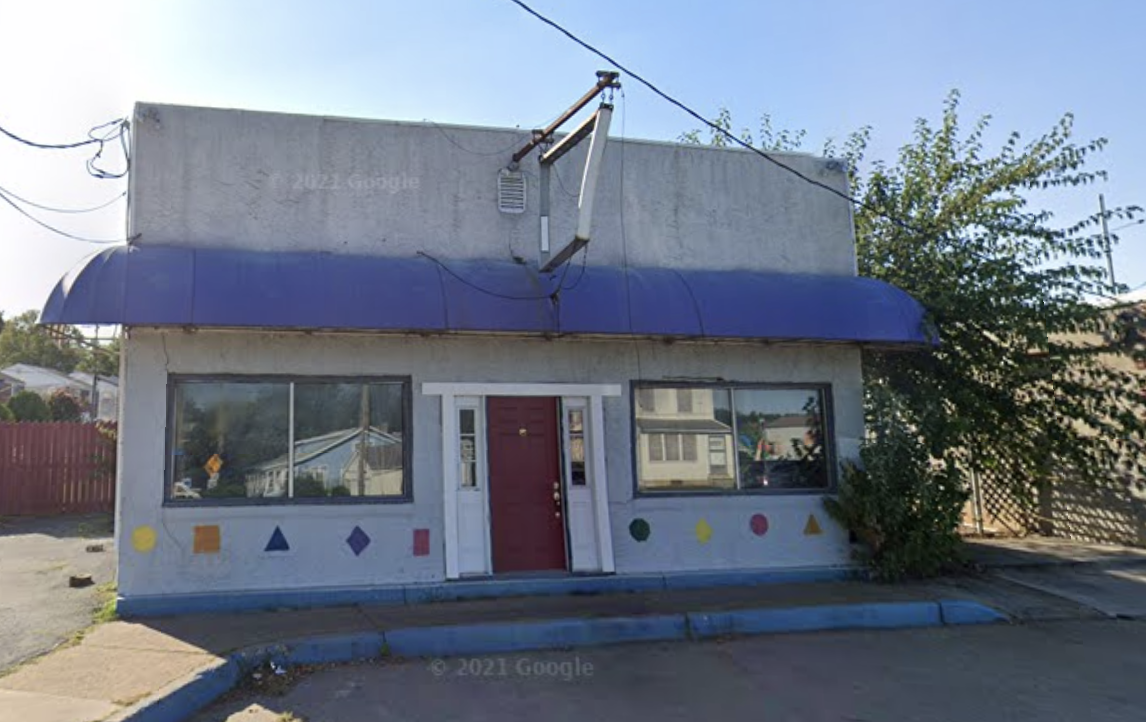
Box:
[567,408,586,486]
[169,378,409,503]
[170,381,289,501]
[734,388,827,490]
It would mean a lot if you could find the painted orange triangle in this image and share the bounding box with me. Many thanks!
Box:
[803,514,822,536]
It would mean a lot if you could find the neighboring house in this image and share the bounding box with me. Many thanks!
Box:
[244,427,404,498]
[68,372,120,422]
[41,100,929,614]
[0,363,90,405]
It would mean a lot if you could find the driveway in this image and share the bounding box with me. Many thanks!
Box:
[0,515,115,671]
[195,618,1146,722]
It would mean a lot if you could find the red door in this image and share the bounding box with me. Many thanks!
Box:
[487,396,567,573]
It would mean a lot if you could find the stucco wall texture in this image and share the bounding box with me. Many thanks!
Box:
[128,103,856,275]
[117,331,859,598]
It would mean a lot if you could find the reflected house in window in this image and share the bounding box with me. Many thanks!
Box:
[635,388,736,490]
[245,426,404,498]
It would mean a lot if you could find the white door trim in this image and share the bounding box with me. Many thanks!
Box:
[423,382,622,398]
[589,394,615,572]
[439,393,460,579]
[432,382,618,580]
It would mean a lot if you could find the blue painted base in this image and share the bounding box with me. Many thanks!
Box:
[117,566,858,618]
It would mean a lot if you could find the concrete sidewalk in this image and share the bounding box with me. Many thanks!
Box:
[0,575,1061,722]
[964,536,1146,568]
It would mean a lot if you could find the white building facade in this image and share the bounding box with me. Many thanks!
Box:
[42,102,928,614]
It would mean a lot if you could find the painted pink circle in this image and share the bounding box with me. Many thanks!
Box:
[750,514,769,536]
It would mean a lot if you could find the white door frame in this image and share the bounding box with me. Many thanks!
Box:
[423,382,621,580]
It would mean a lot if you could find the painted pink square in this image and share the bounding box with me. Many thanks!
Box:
[413,528,430,556]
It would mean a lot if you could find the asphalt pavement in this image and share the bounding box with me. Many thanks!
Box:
[194,618,1146,722]
[0,515,115,671]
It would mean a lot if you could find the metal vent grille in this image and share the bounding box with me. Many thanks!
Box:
[497,169,526,214]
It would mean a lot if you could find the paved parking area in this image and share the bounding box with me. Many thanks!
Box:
[0,515,114,671]
[196,618,1146,722]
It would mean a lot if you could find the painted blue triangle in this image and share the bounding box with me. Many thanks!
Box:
[265,526,290,552]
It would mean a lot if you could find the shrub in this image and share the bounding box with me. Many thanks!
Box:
[0,403,13,421]
[48,389,84,422]
[329,485,351,497]
[823,389,968,581]
[294,474,328,498]
[8,391,49,422]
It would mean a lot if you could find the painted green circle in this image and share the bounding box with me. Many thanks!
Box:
[629,518,651,542]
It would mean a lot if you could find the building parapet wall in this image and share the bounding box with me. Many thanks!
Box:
[129,103,856,276]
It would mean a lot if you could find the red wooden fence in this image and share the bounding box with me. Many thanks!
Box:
[0,423,116,515]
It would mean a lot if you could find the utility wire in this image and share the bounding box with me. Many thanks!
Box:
[0,118,121,150]
[0,188,134,244]
[0,117,131,180]
[504,0,1144,297]
[418,250,572,301]
[0,185,126,214]
[504,0,923,236]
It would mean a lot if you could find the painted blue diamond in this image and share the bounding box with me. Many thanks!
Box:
[346,526,371,557]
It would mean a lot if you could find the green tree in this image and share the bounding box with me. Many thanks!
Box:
[0,403,14,422]
[48,389,84,422]
[686,92,1146,572]
[0,310,83,373]
[849,93,1145,496]
[8,391,50,422]
[76,336,121,378]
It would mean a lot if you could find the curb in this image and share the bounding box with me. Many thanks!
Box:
[109,599,1006,722]
[117,567,857,617]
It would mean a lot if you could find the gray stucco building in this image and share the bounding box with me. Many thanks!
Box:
[42,102,927,614]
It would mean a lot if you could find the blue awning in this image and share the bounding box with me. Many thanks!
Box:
[41,245,932,345]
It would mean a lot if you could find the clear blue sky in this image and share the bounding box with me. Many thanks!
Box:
[1,0,1143,314]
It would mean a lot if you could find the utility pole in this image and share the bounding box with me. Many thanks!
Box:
[1099,194,1116,286]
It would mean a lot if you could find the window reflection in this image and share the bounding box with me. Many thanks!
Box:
[567,408,586,485]
[635,385,829,492]
[635,387,736,490]
[171,382,289,500]
[169,378,408,502]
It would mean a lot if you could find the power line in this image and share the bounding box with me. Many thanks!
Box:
[417,250,573,301]
[0,188,135,244]
[0,118,122,150]
[503,0,1140,290]
[0,117,131,180]
[502,0,912,230]
[0,185,126,214]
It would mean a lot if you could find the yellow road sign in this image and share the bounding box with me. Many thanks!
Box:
[204,454,223,476]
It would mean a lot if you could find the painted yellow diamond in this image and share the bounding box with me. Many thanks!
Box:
[695,518,713,544]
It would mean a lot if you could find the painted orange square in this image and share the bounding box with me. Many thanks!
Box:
[193,525,221,554]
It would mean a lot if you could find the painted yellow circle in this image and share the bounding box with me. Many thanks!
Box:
[695,518,713,544]
[131,525,157,553]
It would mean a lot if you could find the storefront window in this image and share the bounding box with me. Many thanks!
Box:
[168,377,410,503]
[634,384,831,493]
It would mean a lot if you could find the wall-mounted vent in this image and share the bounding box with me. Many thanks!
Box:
[497,169,526,214]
